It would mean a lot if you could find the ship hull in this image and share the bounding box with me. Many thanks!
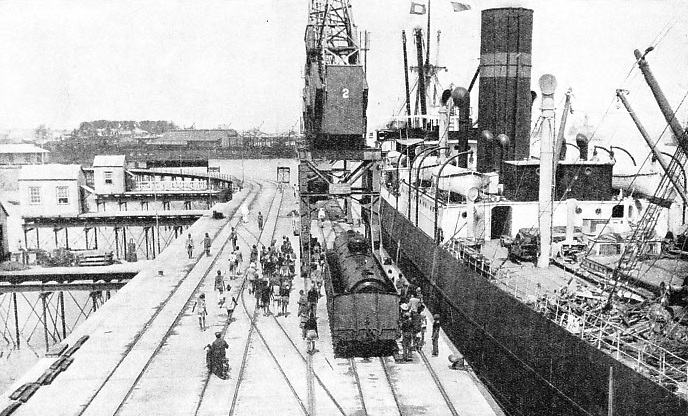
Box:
[379,198,688,415]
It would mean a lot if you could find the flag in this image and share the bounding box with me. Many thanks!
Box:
[451,2,471,12]
[409,2,427,15]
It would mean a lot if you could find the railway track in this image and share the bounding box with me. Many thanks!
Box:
[417,350,460,416]
[191,181,270,415]
[74,181,261,416]
[229,180,295,415]
[229,183,351,415]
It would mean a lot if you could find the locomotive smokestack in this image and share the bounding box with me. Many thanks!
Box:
[477,7,534,174]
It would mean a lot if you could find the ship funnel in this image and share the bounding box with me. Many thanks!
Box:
[477,7,534,174]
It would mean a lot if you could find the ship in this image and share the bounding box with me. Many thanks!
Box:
[374,5,688,416]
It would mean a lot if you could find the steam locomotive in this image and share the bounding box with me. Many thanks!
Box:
[324,229,399,357]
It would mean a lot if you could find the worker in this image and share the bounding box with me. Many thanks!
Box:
[186,234,194,259]
[250,245,259,263]
[258,211,264,231]
[127,238,137,262]
[229,227,238,249]
[304,312,318,353]
[408,291,421,313]
[203,233,212,256]
[261,279,272,316]
[401,312,414,361]
[280,281,290,317]
[209,331,229,378]
[418,304,428,348]
[431,314,441,356]
[214,270,225,306]
[228,250,237,278]
[307,285,320,317]
[234,246,244,274]
[192,293,207,330]
[246,262,257,294]
[318,207,326,228]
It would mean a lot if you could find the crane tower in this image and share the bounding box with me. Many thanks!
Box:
[299,0,381,278]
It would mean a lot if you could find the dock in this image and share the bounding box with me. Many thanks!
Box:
[0,181,502,416]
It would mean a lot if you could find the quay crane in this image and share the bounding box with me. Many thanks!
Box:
[299,0,380,281]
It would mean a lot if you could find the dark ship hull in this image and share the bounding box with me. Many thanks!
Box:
[380,198,688,416]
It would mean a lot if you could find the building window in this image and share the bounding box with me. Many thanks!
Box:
[104,171,113,184]
[29,187,41,204]
[56,186,69,205]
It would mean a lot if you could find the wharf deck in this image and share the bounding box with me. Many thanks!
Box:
[1,182,501,416]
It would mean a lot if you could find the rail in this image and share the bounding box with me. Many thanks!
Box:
[447,240,688,394]
[133,180,214,192]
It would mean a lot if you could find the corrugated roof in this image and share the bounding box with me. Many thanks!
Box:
[93,155,126,167]
[18,164,83,181]
[0,144,49,154]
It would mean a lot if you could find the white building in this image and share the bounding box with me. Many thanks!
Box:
[18,164,87,217]
[93,155,127,195]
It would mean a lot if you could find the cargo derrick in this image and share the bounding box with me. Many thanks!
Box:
[605,49,688,307]
[299,0,380,284]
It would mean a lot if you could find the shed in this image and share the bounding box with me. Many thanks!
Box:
[93,155,127,194]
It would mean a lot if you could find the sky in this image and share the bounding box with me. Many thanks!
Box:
[0,0,686,154]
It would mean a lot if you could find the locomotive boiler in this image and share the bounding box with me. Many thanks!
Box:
[324,230,399,357]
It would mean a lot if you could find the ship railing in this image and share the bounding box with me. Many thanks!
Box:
[543,296,688,390]
[448,238,688,392]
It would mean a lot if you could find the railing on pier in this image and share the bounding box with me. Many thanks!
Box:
[133,180,212,192]
[447,239,688,394]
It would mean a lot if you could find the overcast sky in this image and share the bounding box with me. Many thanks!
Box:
[0,0,686,151]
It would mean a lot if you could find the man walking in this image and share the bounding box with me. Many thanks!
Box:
[203,233,212,256]
[229,227,238,251]
[186,234,194,259]
[214,270,226,307]
[257,212,264,231]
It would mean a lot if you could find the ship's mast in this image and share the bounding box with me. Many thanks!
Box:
[536,74,557,268]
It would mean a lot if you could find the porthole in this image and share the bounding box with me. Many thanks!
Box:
[595,208,602,215]
[535,168,540,175]
[462,211,468,218]
[575,207,582,214]
[584,167,593,176]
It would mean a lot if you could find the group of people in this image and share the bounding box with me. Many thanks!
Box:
[397,280,442,360]
[184,232,215,259]
[248,236,297,317]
